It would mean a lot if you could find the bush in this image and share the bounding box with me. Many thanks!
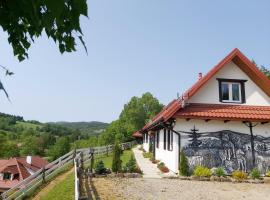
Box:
[112,142,122,173]
[157,162,165,168]
[125,155,137,173]
[193,166,212,177]
[179,150,189,176]
[143,152,153,159]
[232,170,248,180]
[214,167,225,177]
[250,168,261,180]
[95,161,106,174]
[266,171,270,177]
[157,162,169,173]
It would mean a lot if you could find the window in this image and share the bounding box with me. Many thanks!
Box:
[156,130,160,148]
[218,79,246,103]
[3,173,11,180]
[167,130,173,151]
[163,129,167,150]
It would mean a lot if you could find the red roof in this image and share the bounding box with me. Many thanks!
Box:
[184,48,270,99]
[132,131,143,138]
[0,156,48,190]
[174,104,270,122]
[137,49,270,133]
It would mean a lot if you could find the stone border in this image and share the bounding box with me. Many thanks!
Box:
[176,175,266,184]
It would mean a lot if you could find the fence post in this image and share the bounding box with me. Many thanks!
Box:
[90,148,94,173]
[42,167,46,183]
[73,149,77,165]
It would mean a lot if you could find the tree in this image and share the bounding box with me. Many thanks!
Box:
[112,142,122,173]
[252,60,270,80]
[1,142,20,158]
[20,137,41,156]
[0,1,88,98]
[102,92,163,144]
[260,65,270,79]
[48,137,70,160]
[179,150,189,176]
[0,0,88,61]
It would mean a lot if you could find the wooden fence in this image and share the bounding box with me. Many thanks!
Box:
[74,141,136,200]
[1,141,136,200]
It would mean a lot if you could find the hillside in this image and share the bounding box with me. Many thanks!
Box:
[52,121,109,136]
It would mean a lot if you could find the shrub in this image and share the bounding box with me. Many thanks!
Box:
[112,142,122,173]
[179,150,189,176]
[266,171,270,177]
[193,166,212,177]
[125,155,137,173]
[158,162,165,168]
[250,168,261,180]
[157,162,169,173]
[95,160,106,174]
[143,152,153,159]
[232,170,248,180]
[214,167,225,177]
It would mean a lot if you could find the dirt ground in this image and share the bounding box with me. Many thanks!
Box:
[92,177,270,200]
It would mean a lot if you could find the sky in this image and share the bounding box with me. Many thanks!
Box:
[0,0,270,123]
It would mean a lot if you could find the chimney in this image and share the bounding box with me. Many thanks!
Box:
[198,73,203,80]
[26,156,32,165]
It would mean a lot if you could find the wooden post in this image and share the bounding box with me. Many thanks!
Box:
[73,149,77,163]
[42,167,46,183]
[90,148,94,173]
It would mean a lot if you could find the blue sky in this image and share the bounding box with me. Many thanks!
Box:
[0,0,270,123]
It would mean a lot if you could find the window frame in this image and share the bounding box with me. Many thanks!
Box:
[217,78,247,104]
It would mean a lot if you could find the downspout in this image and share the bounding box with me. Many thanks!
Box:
[243,121,258,169]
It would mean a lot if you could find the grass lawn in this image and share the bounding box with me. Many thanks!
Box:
[16,121,42,129]
[94,149,133,168]
[39,171,74,200]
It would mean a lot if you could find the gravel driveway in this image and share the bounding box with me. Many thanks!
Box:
[92,177,270,200]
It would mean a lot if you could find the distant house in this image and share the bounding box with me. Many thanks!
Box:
[0,156,48,192]
[134,49,270,174]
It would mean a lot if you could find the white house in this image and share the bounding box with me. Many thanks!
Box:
[134,48,270,174]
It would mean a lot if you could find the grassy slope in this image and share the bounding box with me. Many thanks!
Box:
[39,171,75,200]
[16,121,42,129]
[95,150,133,168]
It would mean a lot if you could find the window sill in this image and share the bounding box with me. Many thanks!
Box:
[220,101,243,104]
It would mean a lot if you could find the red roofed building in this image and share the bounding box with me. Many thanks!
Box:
[0,156,48,192]
[134,49,270,174]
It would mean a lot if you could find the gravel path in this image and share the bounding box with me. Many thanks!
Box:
[92,177,270,200]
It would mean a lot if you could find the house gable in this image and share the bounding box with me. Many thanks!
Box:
[188,61,270,106]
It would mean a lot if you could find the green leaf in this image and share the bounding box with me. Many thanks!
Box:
[74,0,88,17]
[79,36,87,54]
[44,0,65,18]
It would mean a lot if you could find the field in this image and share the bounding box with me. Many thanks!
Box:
[94,149,133,168]
[38,171,75,200]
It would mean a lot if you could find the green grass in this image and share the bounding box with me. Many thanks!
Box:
[16,121,42,129]
[94,150,133,169]
[40,172,74,200]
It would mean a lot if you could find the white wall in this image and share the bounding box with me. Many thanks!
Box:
[143,133,149,152]
[189,61,270,106]
[155,129,179,173]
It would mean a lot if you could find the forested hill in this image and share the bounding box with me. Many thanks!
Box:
[52,121,109,135]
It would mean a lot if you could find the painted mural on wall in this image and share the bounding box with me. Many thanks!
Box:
[182,127,270,174]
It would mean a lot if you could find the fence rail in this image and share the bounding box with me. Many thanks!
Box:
[1,141,136,200]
